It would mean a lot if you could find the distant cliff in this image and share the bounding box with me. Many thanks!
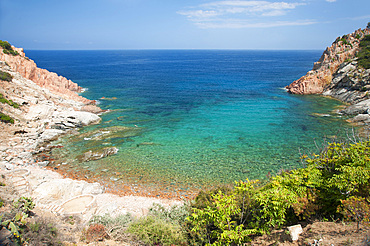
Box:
[0,44,94,106]
[286,27,370,129]
[286,28,370,95]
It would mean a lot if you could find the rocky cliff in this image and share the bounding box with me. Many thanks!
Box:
[286,27,370,129]
[0,45,95,106]
[286,28,370,95]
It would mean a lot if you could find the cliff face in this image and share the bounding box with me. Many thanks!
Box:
[0,46,94,105]
[286,28,370,94]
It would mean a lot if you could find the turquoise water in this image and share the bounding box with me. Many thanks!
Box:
[27,50,351,196]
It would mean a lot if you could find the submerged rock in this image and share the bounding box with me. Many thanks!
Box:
[78,147,119,162]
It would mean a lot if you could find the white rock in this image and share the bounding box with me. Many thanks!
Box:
[39,129,65,142]
[5,163,14,170]
[288,224,303,241]
[64,111,101,126]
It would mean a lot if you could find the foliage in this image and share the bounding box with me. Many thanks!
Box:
[304,141,370,214]
[338,196,370,231]
[89,213,133,241]
[0,40,19,56]
[187,140,370,244]
[188,182,259,246]
[85,224,109,242]
[13,197,35,215]
[340,37,349,46]
[357,35,370,69]
[0,71,13,82]
[23,217,61,246]
[128,215,187,246]
[0,197,56,245]
[0,93,20,108]
[148,203,190,226]
[0,112,15,124]
[1,197,35,244]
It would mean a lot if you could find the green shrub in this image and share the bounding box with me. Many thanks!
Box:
[0,112,14,124]
[13,197,35,215]
[0,94,19,108]
[0,40,19,56]
[187,139,370,245]
[148,203,190,225]
[128,216,187,246]
[340,37,349,45]
[0,71,13,82]
[357,35,370,69]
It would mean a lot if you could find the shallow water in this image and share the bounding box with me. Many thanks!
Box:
[27,50,352,197]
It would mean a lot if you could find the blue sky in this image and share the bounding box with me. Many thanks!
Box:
[0,0,369,50]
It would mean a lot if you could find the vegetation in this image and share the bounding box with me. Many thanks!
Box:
[82,139,370,245]
[186,139,370,245]
[357,35,370,69]
[0,71,13,82]
[128,215,187,246]
[0,93,20,108]
[0,112,15,124]
[88,204,190,245]
[0,196,62,245]
[0,40,19,56]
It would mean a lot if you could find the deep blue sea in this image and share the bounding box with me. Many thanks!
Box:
[26,50,352,197]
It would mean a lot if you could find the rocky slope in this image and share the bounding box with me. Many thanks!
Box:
[0,46,100,109]
[286,27,370,128]
[286,28,370,95]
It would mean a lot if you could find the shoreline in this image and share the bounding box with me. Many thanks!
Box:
[0,50,182,223]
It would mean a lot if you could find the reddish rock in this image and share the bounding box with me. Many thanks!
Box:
[0,46,95,106]
[286,28,370,94]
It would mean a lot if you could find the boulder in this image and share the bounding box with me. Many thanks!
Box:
[64,111,101,126]
[352,114,370,123]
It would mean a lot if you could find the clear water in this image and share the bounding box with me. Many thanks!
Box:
[26,50,351,197]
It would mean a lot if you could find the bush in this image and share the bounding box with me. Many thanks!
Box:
[85,224,109,242]
[0,93,20,108]
[338,196,370,231]
[0,112,14,124]
[187,139,370,244]
[0,71,13,82]
[89,213,132,242]
[0,40,19,56]
[23,217,61,246]
[357,35,370,69]
[127,216,187,246]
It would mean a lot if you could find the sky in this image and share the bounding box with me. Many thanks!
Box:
[0,0,369,50]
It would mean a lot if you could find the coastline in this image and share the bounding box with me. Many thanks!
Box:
[0,47,182,224]
[286,27,370,134]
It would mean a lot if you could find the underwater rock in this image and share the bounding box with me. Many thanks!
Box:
[78,147,119,162]
[77,126,142,142]
[136,142,161,147]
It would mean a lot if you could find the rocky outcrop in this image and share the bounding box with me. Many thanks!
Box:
[286,28,370,94]
[0,46,96,106]
[322,60,370,104]
[0,58,104,163]
[286,27,370,129]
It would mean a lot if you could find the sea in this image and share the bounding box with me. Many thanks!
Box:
[26,50,352,198]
